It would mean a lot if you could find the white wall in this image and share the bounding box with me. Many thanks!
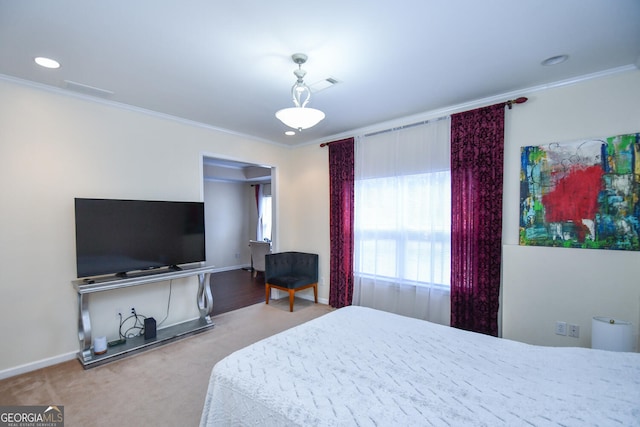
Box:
[281,143,331,300]
[2,68,639,377]
[286,69,640,351]
[203,180,253,269]
[0,78,292,375]
[502,70,640,350]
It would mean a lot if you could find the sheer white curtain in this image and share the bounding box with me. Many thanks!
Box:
[256,184,265,241]
[256,184,272,242]
[352,117,451,325]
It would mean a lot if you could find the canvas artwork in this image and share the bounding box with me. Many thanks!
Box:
[520,133,640,250]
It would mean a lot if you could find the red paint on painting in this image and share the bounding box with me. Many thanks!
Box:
[542,165,604,242]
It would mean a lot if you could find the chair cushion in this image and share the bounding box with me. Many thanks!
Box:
[268,275,314,289]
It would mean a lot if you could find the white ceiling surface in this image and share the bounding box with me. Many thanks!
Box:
[203,158,271,183]
[1,1,639,146]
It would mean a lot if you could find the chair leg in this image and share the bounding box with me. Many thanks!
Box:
[313,283,318,304]
[265,284,270,305]
[289,289,295,312]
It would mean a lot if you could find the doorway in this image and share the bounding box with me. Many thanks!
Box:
[202,156,275,314]
[201,156,274,271]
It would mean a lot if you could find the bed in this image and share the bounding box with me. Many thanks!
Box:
[200,306,640,426]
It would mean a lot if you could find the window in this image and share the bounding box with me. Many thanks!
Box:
[354,171,451,288]
[256,183,272,242]
[352,117,451,324]
[261,195,272,241]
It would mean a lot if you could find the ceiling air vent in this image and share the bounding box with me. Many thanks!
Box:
[309,77,340,93]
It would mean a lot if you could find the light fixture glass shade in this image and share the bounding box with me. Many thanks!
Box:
[276,53,325,131]
[275,107,325,131]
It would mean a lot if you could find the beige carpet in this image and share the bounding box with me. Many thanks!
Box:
[0,299,333,426]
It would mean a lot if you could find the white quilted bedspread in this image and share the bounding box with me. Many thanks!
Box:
[200,306,640,426]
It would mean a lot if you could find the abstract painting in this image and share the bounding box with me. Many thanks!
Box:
[520,133,640,250]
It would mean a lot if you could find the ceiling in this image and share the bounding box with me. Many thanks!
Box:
[1,1,639,146]
[203,157,271,183]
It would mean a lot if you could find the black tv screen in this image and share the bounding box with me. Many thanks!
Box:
[74,198,206,278]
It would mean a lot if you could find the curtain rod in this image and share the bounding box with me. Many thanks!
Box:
[363,116,449,138]
[319,97,528,147]
[319,137,354,148]
[319,119,446,147]
[505,96,528,109]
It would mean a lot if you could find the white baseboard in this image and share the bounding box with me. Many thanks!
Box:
[0,351,77,380]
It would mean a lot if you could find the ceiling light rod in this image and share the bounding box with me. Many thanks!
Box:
[275,53,325,131]
[291,53,310,108]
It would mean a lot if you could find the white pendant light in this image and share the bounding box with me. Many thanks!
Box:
[275,53,325,131]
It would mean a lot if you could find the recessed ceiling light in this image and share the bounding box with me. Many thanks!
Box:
[541,54,569,66]
[285,131,296,136]
[34,56,61,69]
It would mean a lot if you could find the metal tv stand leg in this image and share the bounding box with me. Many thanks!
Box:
[77,293,92,362]
[197,272,214,323]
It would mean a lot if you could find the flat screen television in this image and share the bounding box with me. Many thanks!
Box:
[74,198,206,278]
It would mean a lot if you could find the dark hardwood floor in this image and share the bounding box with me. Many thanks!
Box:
[209,268,266,316]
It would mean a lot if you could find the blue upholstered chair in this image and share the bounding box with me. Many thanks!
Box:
[265,252,318,312]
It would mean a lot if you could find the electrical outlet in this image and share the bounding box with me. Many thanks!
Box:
[568,324,580,338]
[555,321,567,336]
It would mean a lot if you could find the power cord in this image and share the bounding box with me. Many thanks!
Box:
[119,308,147,339]
[115,281,171,340]
[158,280,173,327]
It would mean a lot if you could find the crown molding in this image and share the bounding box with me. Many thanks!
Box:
[306,64,638,148]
